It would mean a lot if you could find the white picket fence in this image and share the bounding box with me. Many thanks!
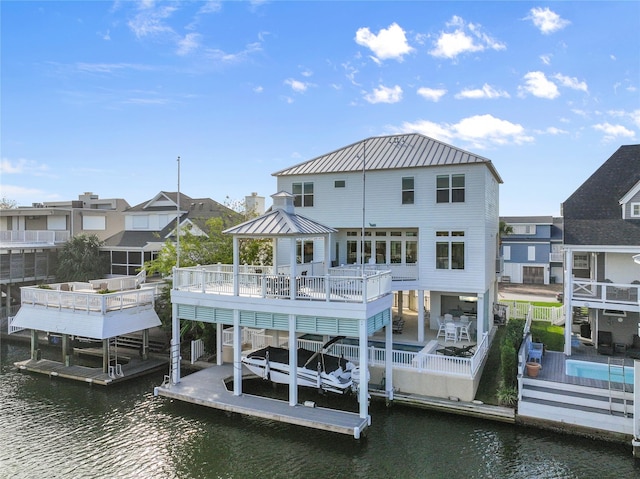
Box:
[499,301,565,325]
[190,339,205,364]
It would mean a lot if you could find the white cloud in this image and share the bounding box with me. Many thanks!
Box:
[519,71,559,99]
[455,84,510,100]
[284,78,310,93]
[429,16,505,60]
[527,7,570,34]
[204,41,262,64]
[592,122,636,141]
[0,158,50,176]
[538,126,569,135]
[364,85,403,104]
[554,73,588,92]
[253,86,264,93]
[417,87,447,102]
[177,33,201,56]
[127,3,177,39]
[540,54,552,65]
[396,114,533,149]
[355,22,414,62]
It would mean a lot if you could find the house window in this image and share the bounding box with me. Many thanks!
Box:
[375,241,387,264]
[573,253,589,269]
[292,182,314,207]
[528,246,536,261]
[632,203,640,218]
[406,241,417,263]
[503,245,511,261]
[512,224,536,235]
[391,241,402,263]
[402,177,414,204]
[296,240,314,263]
[436,174,465,203]
[347,240,358,264]
[436,231,465,269]
[132,215,149,229]
[334,180,345,188]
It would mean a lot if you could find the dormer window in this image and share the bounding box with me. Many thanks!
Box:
[631,202,640,218]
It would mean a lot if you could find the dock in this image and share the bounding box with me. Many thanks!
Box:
[15,357,167,386]
[154,365,370,438]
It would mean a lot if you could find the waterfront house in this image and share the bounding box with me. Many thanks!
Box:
[499,216,564,285]
[517,144,640,445]
[0,193,129,322]
[160,134,505,420]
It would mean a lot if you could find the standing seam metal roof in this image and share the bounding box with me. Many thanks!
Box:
[272,134,501,183]
[223,209,336,236]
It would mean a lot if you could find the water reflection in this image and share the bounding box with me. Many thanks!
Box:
[1,342,638,478]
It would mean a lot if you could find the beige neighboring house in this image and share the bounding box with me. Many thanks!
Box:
[0,192,129,311]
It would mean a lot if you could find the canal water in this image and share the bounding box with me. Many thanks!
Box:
[1,341,638,479]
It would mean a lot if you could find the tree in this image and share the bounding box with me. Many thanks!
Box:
[0,197,17,209]
[55,234,110,282]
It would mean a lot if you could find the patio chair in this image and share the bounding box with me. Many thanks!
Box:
[444,322,457,343]
[436,317,447,340]
[458,320,472,342]
[527,341,543,363]
[597,331,613,355]
[444,313,453,323]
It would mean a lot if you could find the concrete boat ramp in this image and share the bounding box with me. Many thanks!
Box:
[154,365,370,438]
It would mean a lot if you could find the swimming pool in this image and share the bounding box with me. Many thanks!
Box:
[565,359,634,384]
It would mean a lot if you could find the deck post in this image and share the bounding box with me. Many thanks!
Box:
[358,317,369,420]
[288,314,298,406]
[233,310,242,396]
[142,329,149,360]
[102,339,109,373]
[216,323,223,366]
[62,334,70,366]
[385,317,393,401]
[171,301,181,384]
[30,329,38,360]
[417,290,425,343]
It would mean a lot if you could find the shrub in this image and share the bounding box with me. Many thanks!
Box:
[500,341,517,389]
[496,383,518,407]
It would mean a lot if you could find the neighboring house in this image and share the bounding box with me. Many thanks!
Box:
[499,216,564,285]
[561,144,640,354]
[0,192,129,312]
[159,134,505,437]
[102,191,241,276]
[517,145,640,443]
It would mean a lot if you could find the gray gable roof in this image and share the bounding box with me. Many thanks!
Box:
[272,133,503,182]
[563,144,640,246]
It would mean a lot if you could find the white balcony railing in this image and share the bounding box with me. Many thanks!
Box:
[570,279,640,306]
[0,230,70,245]
[173,264,393,303]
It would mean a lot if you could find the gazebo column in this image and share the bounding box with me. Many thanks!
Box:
[233,237,239,296]
[233,309,242,396]
[417,290,425,343]
[358,317,369,420]
[385,314,393,401]
[288,314,298,406]
[289,238,297,298]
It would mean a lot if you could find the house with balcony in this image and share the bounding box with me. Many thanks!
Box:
[500,216,564,285]
[561,144,640,354]
[102,191,242,276]
[517,145,640,445]
[154,134,504,437]
[0,192,129,320]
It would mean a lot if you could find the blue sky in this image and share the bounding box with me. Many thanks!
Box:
[2,1,638,216]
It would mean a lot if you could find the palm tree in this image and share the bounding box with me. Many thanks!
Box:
[55,234,110,282]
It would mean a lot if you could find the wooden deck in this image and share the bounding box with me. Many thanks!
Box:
[15,357,167,386]
[530,348,635,392]
[154,365,370,438]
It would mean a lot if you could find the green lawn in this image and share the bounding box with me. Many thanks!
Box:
[530,320,565,351]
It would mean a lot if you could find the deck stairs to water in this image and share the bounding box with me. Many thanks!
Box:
[517,352,634,437]
[608,358,629,417]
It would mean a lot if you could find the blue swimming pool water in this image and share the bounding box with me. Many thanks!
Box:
[565,359,634,384]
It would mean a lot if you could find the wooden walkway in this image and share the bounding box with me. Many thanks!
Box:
[154,365,370,438]
[15,357,167,386]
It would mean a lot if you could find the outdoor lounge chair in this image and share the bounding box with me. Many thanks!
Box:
[597,330,613,355]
